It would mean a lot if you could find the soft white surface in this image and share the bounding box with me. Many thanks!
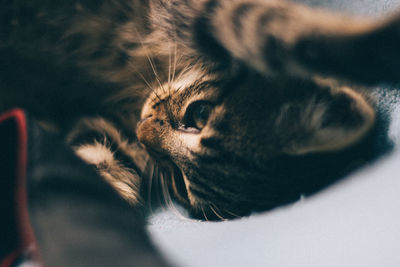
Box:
[147,1,400,266]
[293,0,400,17]
[148,149,400,267]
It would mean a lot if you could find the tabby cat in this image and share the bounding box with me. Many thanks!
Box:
[1,0,399,220]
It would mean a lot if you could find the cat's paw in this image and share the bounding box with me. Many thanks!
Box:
[67,117,148,205]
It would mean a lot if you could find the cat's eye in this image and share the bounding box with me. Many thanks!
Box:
[181,101,213,131]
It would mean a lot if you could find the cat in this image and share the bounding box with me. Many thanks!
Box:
[1,0,399,220]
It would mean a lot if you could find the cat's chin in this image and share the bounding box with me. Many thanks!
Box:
[142,144,170,161]
[142,145,191,208]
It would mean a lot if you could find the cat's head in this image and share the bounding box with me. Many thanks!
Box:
[136,65,376,220]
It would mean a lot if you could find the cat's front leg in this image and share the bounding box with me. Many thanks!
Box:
[155,0,400,85]
[66,117,149,206]
[204,0,400,85]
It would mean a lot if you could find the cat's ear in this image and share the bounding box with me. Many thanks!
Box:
[279,87,375,155]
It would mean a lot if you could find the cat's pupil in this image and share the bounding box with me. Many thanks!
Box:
[191,103,212,129]
[195,105,210,125]
[181,101,213,131]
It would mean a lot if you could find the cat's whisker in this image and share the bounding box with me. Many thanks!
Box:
[133,26,167,96]
[168,41,176,98]
[171,40,179,85]
[212,203,228,221]
[175,62,195,85]
[142,47,166,95]
[160,171,169,208]
[126,57,165,104]
[132,69,164,104]
[163,41,175,124]
[209,204,226,221]
[222,208,241,219]
[124,56,157,94]
[158,169,170,207]
[133,69,154,92]
[167,43,185,107]
[154,164,163,208]
[159,167,189,220]
[159,2,178,88]
[168,41,172,88]
[201,206,209,222]
[145,159,156,214]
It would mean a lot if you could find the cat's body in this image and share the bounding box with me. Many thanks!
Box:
[1,0,400,219]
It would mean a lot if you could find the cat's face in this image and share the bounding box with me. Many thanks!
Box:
[136,66,375,220]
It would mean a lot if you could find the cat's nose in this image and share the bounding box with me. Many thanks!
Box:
[136,114,166,149]
[136,114,172,158]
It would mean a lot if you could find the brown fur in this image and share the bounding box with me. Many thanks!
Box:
[1,0,400,219]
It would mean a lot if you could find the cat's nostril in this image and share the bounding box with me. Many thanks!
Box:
[155,119,164,126]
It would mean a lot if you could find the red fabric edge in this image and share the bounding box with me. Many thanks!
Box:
[0,109,40,266]
[0,250,20,267]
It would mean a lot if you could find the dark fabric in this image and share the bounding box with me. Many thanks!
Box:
[0,109,36,267]
[0,114,20,259]
[0,109,170,267]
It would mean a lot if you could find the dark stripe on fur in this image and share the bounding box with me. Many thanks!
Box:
[232,3,256,37]
[200,137,223,149]
[193,0,231,65]
[257,9,288,72]
[112,147,143,177]
[64,33,87,53]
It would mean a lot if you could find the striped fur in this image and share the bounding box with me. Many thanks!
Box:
[1,0,400,220]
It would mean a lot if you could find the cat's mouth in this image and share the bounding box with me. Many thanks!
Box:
[140,140,191,207]
[142,145,169,161]
[157,158,190,207]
